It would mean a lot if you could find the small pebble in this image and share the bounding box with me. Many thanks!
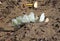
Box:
[34,1,38,8]
[45,18,49,22]
[0,2,2,4]
[35,16,39,21]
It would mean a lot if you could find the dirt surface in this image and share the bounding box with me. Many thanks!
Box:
[0,0,60,41]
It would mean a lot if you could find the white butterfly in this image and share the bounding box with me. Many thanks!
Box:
[12,12,46,26]
[16,16,22,24]
[12,19,18,26]
[39,13,45,22]
[22,15,30,23]
[28,12,36,22]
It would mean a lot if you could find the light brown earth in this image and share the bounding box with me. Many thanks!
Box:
[0,0,60,41]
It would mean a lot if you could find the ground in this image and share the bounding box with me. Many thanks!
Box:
[0,0,60,41]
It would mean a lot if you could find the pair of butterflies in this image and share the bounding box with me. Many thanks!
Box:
[12,12,45,26]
